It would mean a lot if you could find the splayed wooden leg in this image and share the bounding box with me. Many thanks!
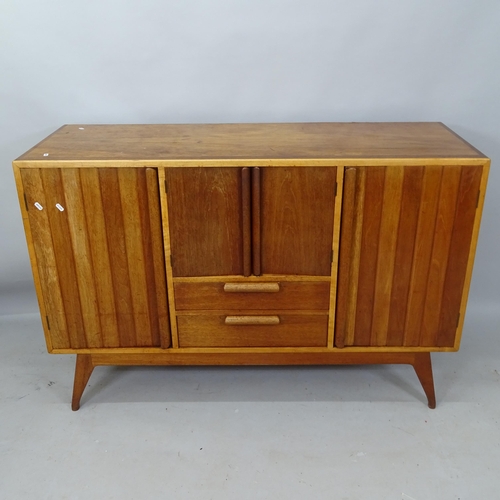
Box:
[72,354,95,411]
[412,352,436,409]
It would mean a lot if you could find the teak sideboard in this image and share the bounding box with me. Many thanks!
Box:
[13,123,489,410]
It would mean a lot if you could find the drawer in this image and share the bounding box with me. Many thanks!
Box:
[177,313,328,347]
[174,281,330,311]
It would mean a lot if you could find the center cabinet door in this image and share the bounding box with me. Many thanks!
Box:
[165,167,338,278]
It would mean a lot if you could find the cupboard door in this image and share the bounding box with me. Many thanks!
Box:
[21,168,170,349]
[335,165,482,348]
[260,167,337,276]
[165,168,245,277]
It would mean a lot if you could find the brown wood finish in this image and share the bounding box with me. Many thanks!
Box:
[223,282,280,293]
[16,123,485,163]
[145,168,171,348]
[21,167,168,349]
[72,350,436,409]
[261,167,337,275]
[173,281,331,310]
[165,168,244,276]
[252,167,262,275]
[241,167,252,277]
[14,123,489,410]
[72,354,94,411]
[224,316,281,325]
[177,314,328,348]
[336,165,482,348]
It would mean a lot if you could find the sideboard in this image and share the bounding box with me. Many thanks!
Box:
[13,123,489,409]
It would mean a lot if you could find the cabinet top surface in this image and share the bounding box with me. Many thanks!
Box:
[15,122,486,164]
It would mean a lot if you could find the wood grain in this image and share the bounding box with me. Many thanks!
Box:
[165,168,244,276]
[386,166,424,346]
[260,167,337,275]
[252,167,262,275]
[437,165,482,346]
[41,168,87,348]
[80,168,120,347]
[223,282,280,293]
[354,166,385,345]
[21,167,167,350]
[145,168,171,348]
[224,316,280,325]
[15,123,485,163]
[334,167,356,348]
[60,169,102,348]
[338,165,481,349]
[20,169,70,348]
[177,314,328,348]
[174,281,330,310]
[241,167,252,277]
[403,166,443,346]
[371,166,404,346]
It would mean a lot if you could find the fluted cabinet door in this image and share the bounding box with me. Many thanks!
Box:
[21,168,170,350]
[335,165,482,348]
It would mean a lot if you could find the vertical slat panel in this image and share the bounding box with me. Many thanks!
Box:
[252,167,262,276]
[99,169,136,347]
[261,167,337,276]
[80,168,120,347]
[334,167,357,348]
[420,166,461,346]
[386,166,424,346]
[371,166,404,346]
[403,166,443,346]
[345,168,366,346]
[145,168,170,348]
[241,168,252,277]
[437,165,482,346]
[21,169,70,349]
[61,169,102,348]
[40,169,87,348]
[353,167,385,346]
[118,169,153,347]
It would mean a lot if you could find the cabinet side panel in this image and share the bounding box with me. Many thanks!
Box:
[165,168,244,277]
[20,169,71,349]
[261,167,337,276]
[437,165,483,346]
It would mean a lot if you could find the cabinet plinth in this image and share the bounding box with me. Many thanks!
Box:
[13,123,489,409]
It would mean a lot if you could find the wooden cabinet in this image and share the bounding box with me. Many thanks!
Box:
[13,123,489,410]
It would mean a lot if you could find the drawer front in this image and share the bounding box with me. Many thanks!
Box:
[174,281,330,311]
[177,314,328,347]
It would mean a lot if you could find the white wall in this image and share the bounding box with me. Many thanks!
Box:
[1,0,499,313]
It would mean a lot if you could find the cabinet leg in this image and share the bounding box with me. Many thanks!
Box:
[72,354,95,411]
[412,353,436,409]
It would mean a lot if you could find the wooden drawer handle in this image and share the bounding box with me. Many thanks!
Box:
[224,315,280,325]
[223,283,280,293]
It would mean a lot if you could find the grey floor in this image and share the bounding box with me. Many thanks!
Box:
[1,300,499,499]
